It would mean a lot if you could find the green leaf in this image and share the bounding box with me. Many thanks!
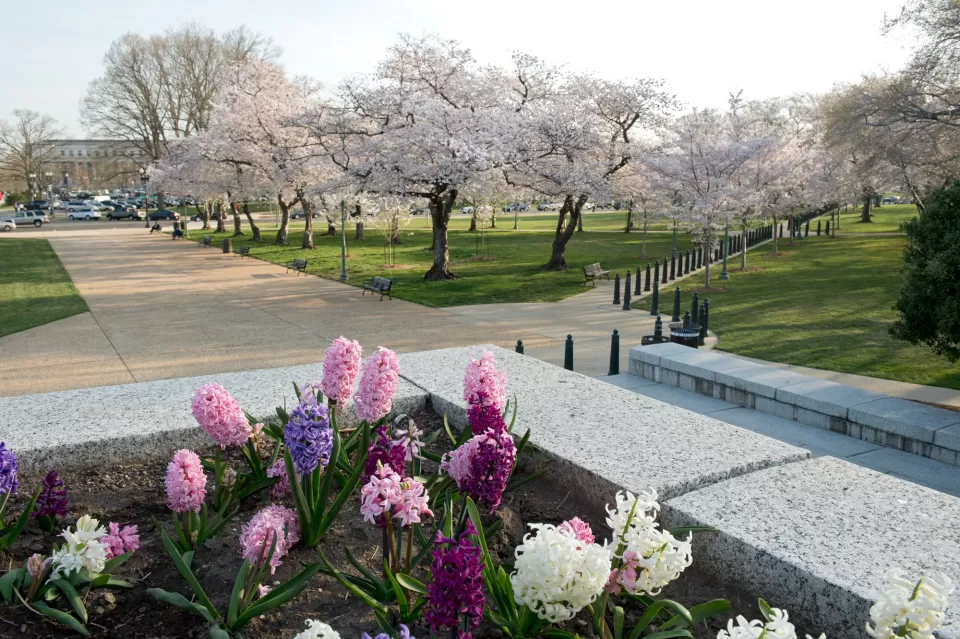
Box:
[464,498,492,569]
[506,469,549,492]
[660,599,730,630]
[384,564,409,617]
[32,600,90,636]
[316,552,387,616]
[639,631,693,639]
[236,476,279,501]
[52,578,88,624]
[101,578,134,589]
[0,568,25,602]
[0,488,40,550]
[665,525,717,536]
[159,527,220,621]
[227,560,251,626]
[285,450,312,532]
[345,546,384,591]
[232,562,324,629]
[209,624,232,639]
[540,631,580,639]
[629,600,692,639]
[395,573,428,595]
[103,551,133,573]
[316,436,368,540]
[508,397,518,432]
[443,413,457,445]
[613,605,625,639]
[147,588,216,623]
[758,598,775,623]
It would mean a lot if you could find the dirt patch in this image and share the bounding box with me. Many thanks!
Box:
[0,408,760,639]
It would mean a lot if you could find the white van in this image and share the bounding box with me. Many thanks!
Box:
[90,195,111,203]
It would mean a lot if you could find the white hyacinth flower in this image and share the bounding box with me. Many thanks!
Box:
[604,489,659,543]
[717,606,825,639]
[510,523,613,622]
[627,527,693,595]
[292,620,341,639]
[866,569,954,639]
[49,516,109,579]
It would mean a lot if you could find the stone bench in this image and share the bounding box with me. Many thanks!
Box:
[630,343,960,466]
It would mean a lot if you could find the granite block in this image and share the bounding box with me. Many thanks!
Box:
[713,383,757,408]
[0,363,427,474]
[935,424,960,453]
[657,349,747,382]
[714,365,810,400]
[849,397,960,446]
[628,342,693,368]
[398,345,809,503]
[662,457,960,638]
[775,379,886,419]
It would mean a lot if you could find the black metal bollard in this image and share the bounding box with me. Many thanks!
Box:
[685,250,691,274]
[696,248,702,269]
[817,220,821,236]
[672,287,681,321]
[634,266,642,295]
[653,261,659,286]
[644,263,651,292]
[669,255,676,280]
[564,335,574,371]
[515,340,524,354]
[779,224,783,238]
[608,329,620,376]
[661,258,668,284]
[683,310,691,328]
[698,302,707,346]
[804,221,810,237]
[623,272,631,310]
[691,291,699,324]
[654,315,663,338]
[826,220,831,235]
[700,299,710,346]
[650,280,659,316]
[613,273,621,305]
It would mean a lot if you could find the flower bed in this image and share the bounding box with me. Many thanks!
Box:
[0,343,952,639]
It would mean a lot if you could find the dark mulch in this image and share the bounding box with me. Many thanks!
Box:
[0,408,758,639]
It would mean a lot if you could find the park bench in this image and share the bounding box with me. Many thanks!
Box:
[233,245,250,258]
[361,276,393,301]
[199,236,212,247]
[582,263,610,286]
[286,258,308,275]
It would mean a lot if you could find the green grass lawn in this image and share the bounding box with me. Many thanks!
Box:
[411,211,674,232]
[833,203,919,233]
[635,235,960,390]
[188,226,693,307]
[0,239,88,337]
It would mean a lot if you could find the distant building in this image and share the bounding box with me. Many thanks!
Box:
[47,140,148,191]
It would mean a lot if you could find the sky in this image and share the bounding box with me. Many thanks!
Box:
[0,0,916,137]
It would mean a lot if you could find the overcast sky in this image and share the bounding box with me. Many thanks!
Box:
[0,0,915,137]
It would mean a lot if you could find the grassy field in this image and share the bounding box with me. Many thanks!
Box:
[832,203,919,234]
[187,226,693,307]
[0,239,88,337]
[636,234,960,390]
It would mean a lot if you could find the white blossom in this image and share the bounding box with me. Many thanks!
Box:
[49,515,109,579]
[717,607,825,639]
[604,489,660,542]
[511,523,612,622]
[292,620,341,639]
[866,569,954,639]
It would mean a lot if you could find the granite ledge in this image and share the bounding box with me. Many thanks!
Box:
[656,349,752,382]
[773,378,886,419]
[628,342,694,368]
[848,397,960,446]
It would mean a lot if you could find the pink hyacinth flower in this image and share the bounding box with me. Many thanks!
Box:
[239,505,300,574]
[440,437,481,485]
[103,522,140,559]
[359,463,403,524]
[355,347,401,423]
[320,337,362,404]
[165,449,207,513]
[558,517,595,548]
[191,383,252,448]
[463,350,507,411]
[394,478,433,527]
[266,458,291,499]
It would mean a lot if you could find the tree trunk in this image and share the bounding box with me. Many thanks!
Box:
[740,220,747,270]
[703,229,712,288]
[513,211,518,229]
[543,194,586,270]
[424,188,458,281]
[355,221,364,240]
[275,194,291,245]
[577,211,584,232]
[491,210,496,228]
[469,211,477,232]
[642,209,648,257]
[625,208,633,233]
[231,202,243,236]
[302,198,314,249]
[242,201,260,241]
[215,202,226,233]
[197,202,210,230]
[860,194,873,223]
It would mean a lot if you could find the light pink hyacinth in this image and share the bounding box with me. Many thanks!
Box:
[440,437,481,485]
[359,463,432,527]
[103,523,140,559]
[355,347,400,423]
[559,517,595,548]
[463,351,507,410]
[321,337,362,403]
[191,383,252,448]
[165,450,207,513]
[266,457,291,499]
[239,505,300,574]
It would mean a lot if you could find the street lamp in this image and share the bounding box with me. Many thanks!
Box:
[719,222,730,281]
[45,172,53,219]
[28,173,36,200]
[140,168,150,228]
[339,200,348,281]
[671,218,678,258]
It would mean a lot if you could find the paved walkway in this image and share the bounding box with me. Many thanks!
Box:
[599,373,960,497]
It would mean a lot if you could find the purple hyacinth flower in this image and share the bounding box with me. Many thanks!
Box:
[0,442,17,496]
[361,624,414,639]
[34,470,68,518]
[362,425,406,485]
[284,401,334,476]
[424,521,485,639]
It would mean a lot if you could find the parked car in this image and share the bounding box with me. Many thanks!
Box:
[10,211,48,227]
[536,202,552,211]
[502,202,530,212]
[148,209,180,221]
[0,218,16,232]
[66,201,93,212]
[66,205,101,220]
[106,207,143,220]
[23,200,50,211]
[190,211,226,222]
[289,209,320,219]
[460,206,475,214]
[410,207,426,215]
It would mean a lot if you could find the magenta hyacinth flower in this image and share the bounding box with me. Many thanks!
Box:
[239,505,300,574]
[320,337,362,404]
[467,402,507,436]
[362,425,407,485]
[191,383,252,448]
[441,428,516,512]
[424,521,485,639]
[355,347,400,423]
[165,450,207,513]
[463,351,506,411]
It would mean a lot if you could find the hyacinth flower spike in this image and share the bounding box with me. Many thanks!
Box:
[0,442,40,552]
[33,470,68,533]
[163,449,236,551]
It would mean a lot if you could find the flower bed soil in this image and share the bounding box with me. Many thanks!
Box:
[0,408,760,639]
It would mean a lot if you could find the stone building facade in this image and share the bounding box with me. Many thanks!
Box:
[48,139,148,190]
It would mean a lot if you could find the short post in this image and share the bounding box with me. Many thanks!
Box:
[669,254,676,280]
[701,299,710,346]
[623,272,632,310]
[672,287,681,322]
[683,310,691,328]
[826,220,831,235]
[644,263,651,292]
[613,273,621,305]
[564,335,574,371]
[654,315,663,339]
[804,220,810,237]
[652,261,659,287]
[661,258,668,284]
[608,329,620,376]
[817,219,821,236]
[650,280,659,316]
[696,248,703,269]
[515,340,524,354]
[685,250,691,274]
[222,238,232,254]
[691,291,699,324]
[698,302,707,346]
[634,266,642,295]
[779,224,783,238]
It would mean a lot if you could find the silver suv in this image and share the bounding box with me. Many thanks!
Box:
[10,211,49,227]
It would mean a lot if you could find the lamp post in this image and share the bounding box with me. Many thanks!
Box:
[28,173,36,200]
[140,168,150,228]
[719,222,730,281]
[45,172,53,219]
[671,218,678,258]
[339,199,348,281]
